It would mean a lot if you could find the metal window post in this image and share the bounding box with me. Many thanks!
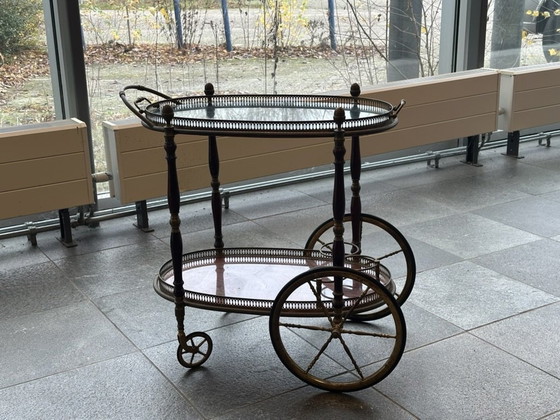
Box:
[43,0,98,211]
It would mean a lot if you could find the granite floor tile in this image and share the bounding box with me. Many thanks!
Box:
[495,163,560,196]
[148,200,249,239]
[144,316,338,418]
[250,204,332,247]
[409,261,558,330]
[358,188,459,227]
[402,213,540,259]
[376,333,560,420]
[0,302,135,388]
[541,189,560,203]
[215,386,416,419]
[0,260,84,320]
[0,353,201,420]
[377,155,491,189]
[95,286,258,349]
[37,216,162,260]
[292,171,401,204]
[2,134,560,418]
[225,187,326,220]
[54,240,170,300]
[473,195,560,237]
[388,302,463,351]
[405,236,463,274]
[187,219,302,250]
[473,239,560,297]
[0,236,49,270]
[410,174,531,213]
[471,302,560,378]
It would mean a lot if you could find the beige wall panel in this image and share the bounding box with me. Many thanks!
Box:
[108,121,207,153]
[499,64,560,131]
[0,180,93,219]
[360,71,499,106]
[212,136,327,160]
[0,120,88,164]
[360,113,498,155]
[506,65,560,91]
[512,86,560,112]
[0,153,89,192]
[389,93,498,130]
[219,144,334,184]
[509,105,560,131]
[120,165,210,203]
[114,131,331,181]
[119,148,167,178]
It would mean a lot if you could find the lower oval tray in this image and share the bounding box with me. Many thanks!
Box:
[154,247,393,315]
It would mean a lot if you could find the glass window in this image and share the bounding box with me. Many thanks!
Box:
[78,1,444,193]
[486,0,557,68]
[0,0,55,128]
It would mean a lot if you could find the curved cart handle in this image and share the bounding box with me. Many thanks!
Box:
[392,100,406,117]
[119,85,173,128]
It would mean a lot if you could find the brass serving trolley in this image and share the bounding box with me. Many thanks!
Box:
[120,83,414,392]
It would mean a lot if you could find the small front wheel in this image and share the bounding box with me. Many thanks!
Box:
[269,267,406,392]
[177,332,213,368]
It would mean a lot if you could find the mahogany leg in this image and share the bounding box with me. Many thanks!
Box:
[162,106,186,346]
[332,108,347,316]
[208,135,224,249]
[350,134,362,254]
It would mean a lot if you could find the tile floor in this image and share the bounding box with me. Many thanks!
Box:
[1,143,560,419]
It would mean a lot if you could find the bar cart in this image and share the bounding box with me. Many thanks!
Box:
[120,83,415,392]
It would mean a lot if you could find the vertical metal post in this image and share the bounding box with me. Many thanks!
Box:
[505,130,523,158]
[464,134,481,166]
[43,0,98,211]
[58,208,76,247]
[134,200,153,232]
[455,0,488,71]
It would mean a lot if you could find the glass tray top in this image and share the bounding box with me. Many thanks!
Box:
[141,93,401,137]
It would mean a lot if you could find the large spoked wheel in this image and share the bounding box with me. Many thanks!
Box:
[305,213,415,320]
[177,332,213,368]
[269,267,406,392]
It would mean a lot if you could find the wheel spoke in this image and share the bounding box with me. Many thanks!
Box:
[378,248,403,260]
[340,328,397,339]
[306,334,335,373]
[337,335,365,379]
[305,279,335,324]
[279,321,333,333]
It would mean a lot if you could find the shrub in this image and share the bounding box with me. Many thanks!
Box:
[0,0,42,56]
